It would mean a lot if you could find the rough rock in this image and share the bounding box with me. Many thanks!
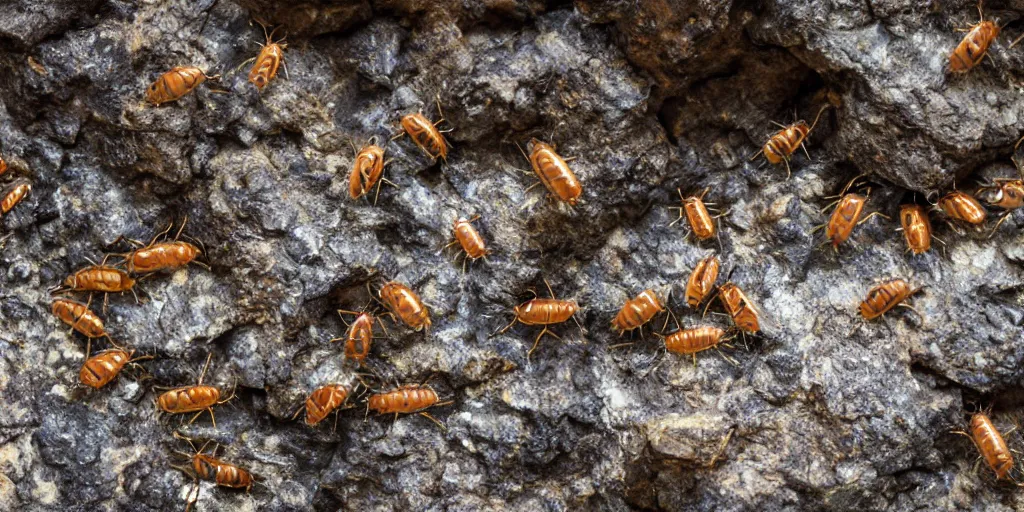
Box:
[1,0,1024,510]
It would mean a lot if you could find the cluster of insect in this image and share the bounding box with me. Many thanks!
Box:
[23,1,1021,503]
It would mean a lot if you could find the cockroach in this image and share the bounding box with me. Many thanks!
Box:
[0,155,7,176]
[349,140,390,202]
[816,175,886,251]
[117,218,204,274]
[968,412,1014,480]
[750,105,830,179]
[685,255,720,309]
[669,188,720,241]
[664,325,730,366]
[59,265,140,311]
[443,215,490,271]
[898,204,933,255]
[859,279,923,320]
[524,138,582,205]
[146,66,219,106]
[950,3,1000,74]
[395,97,450,162]
[63,265,136,294]
[611,289,665,335]
[367,383,453,428]
[378,281,431,331]
[716,282,762,334]
[79,342,152,389]
[939,190,987,226]
[330,309,386,366]
[301,384,351,426]
[248,23,286,91]
[157,354,230,427]
[173,435,254,512]
[497,279,581,358]
[51,298,108,339]
[977,179,1024,211]
[977,163,1024,235]
[1,181,30,215]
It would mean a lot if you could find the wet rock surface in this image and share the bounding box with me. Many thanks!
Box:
[1,0,1024,510]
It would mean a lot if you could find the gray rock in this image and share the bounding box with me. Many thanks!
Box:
[1,0,1024,510]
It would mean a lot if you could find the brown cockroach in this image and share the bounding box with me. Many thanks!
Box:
[968,412,1014,480]
[977,179,1024,211]
[977,161,1024,235]
[378,281,431,332]
[443,215,490,271]
[669,188,723,241]
[816,175,887,251]
[248,22,286,91]
[146,66,219,106]
[859,279,923,321]
[1,180,30,215]
[685,255,720,309]
[348,139,392,202]
[497,279,582,359]
[0,155,7,176]
[611,289,665,335]
[750,105,830,179]
[950,3,1000,74]
[51,298,109,339]
[117,218,205,274]
[330,308,387,366]
[79,341,152,389]
[157,353,230,427]
[58,264,140,312]
[939,190,987,227]
[898,204,933,255]
[173,434,254,512]
[300,384,351,426]
[664,325,731,366]
[367,383,453,428]
[716,282,763,334]
[523,138,582,205]
[394,96,450,162]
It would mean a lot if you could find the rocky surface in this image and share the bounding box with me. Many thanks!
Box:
[1,0,1024,510]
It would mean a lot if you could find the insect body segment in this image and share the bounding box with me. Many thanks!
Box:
[379,281,431,331]
[528,139,582,205]
[146,66,218,105]
[686,256,720,309]
[611,289,664,335]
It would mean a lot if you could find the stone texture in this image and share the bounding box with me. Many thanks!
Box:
[1,0,1024,510]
